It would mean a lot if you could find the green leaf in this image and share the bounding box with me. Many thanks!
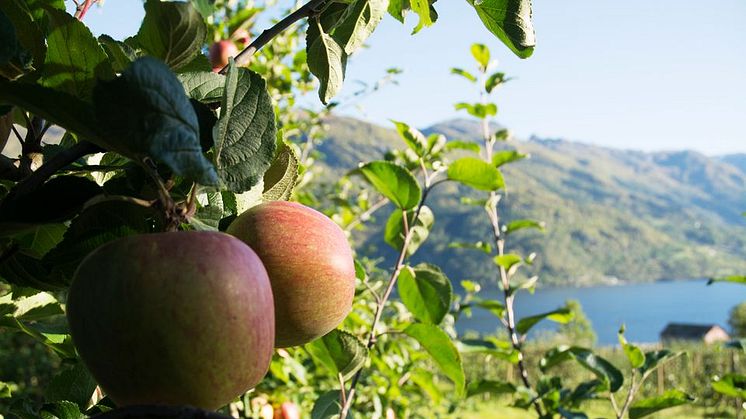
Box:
[410,0,437,34]
[0,381,10,398]
[45,362,97,409]
[404,323,465,395]
[541,346,624,393]
[387,0,406,22]
[708,275,746,286]
[516,308,574,335]
[190,0,215,18]
[391,120,427,155]
[0,0,46,77]
[466,379,515,398]
[618,325,645,369]
[448,240,492,254]
[639,349,682,374]
[177,71,225,103]
[629,390,694,419]
[262,139,300,201]
[311,390,343,419]
[410,369,443,403]
[307,17,347,104]
[492,149,527,167]
[457,339,519,363]
[0,7,26,78]
[41,8,113,99]
[384,205,433,256]
[454,102,498,118]
[305,329,368,381]
[466,0,535,59]
[451,68,477,83]
[448,157,504,191]
[485,72,511,93]
[213,63,277,193]
[333,0,387,55]
[503,219,544,235]
[357,161,421,210]
[470,43,490,69]
[136,0,207,70]
[713,373,746,399]
[444,140,481,154]
[493,253,523,272]
[93,57,219,185]
[398,263,452,324]
[472,299,506,318]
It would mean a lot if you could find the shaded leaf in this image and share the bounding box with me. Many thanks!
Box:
[333,0,387,54]
[307,17,347,104]
[466,379,515,398]
[262,139,299,201]
[46,362,97,409]
[541,346,623,393]
[177,71,225,103]
[384,205,433,256]
[136,0,207,70]
[311,390,342,419]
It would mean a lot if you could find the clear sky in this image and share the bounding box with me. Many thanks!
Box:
[78,1,746,155]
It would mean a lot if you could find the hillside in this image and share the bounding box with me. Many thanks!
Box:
[315,116,746,286]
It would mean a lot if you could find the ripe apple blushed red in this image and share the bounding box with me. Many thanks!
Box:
[66,231,275,410]
[227,201,355,347]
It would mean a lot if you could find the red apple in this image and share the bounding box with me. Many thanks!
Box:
[227,201,355,347]
[66,231,275,410]
[209,40,239,71]
[274,402,300,419]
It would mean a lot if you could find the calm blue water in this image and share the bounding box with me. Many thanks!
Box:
[456,279,746,345]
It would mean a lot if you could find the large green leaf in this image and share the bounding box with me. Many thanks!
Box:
[398,263,452,324]
[93,57,219,185]
[305,329,367,381]
[516,308,573,334]
[404,323,465,395]
[384,205,433,255]
[333,0,387,55]
[41,8,113,99]
[136,0,206,70]
[0,0,46,77]
[629,390,694,419]
[448,157,504,191]
[307,17,347,104]
[357,161,421,210]
[262,139,300,201]
[466,0,535,59]
[213,63,277,193]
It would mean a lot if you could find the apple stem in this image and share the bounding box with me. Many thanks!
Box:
[141,158,181,231]
[218,0,329,73]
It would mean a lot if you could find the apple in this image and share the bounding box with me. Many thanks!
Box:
[66,231,275,410]
[231,28,251,45]
[227,201,355,347]
[209,40,239,71]
[274,402,300,419]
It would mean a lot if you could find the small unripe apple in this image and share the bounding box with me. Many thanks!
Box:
[66,231,275,410]
[209,40,239,71]
[227,201,355,347]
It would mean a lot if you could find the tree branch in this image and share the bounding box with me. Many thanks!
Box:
[219,0,329,73]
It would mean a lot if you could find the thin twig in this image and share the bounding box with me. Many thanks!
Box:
[219,0,329,73]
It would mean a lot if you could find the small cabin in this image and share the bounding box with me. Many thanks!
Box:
[660,323,730,344]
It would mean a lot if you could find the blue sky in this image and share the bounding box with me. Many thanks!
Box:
[78,1,746,155]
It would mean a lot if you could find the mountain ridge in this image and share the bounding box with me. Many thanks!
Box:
[316,116,746,286]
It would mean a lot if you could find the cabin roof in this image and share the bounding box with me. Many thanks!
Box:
[660,323,725,339]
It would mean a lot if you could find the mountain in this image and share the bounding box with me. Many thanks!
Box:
[315,116,746,286]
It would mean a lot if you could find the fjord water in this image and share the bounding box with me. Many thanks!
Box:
[456,279,746,345]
